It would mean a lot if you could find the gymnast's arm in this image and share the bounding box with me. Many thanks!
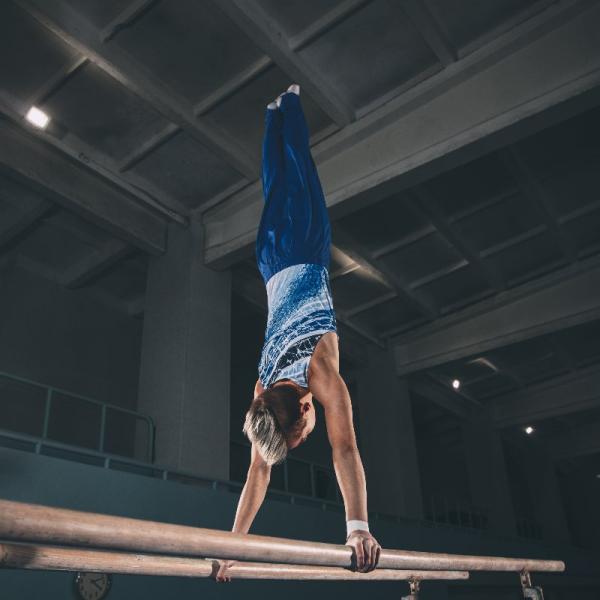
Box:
[216,382,271,582]
[307,337,381,572]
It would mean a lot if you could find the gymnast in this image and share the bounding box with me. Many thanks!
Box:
[217,85,381,581]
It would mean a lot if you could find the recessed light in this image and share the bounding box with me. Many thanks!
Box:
[452,379,461,390]
[25,106,50,129]
[525,426,534,435]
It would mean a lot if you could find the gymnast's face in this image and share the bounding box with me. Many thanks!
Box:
[289,397,316,449]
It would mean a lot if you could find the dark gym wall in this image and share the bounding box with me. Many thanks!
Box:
[0,263,142,410]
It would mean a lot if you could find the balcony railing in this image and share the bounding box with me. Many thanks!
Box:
[230,439,342,503]
[0,370,154,462]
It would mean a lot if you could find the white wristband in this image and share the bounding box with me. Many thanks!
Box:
[346,519,369,537]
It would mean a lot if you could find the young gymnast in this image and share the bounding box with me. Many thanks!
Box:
[217,85,381,581]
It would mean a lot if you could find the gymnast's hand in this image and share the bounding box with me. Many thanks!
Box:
[345,530,381,572]
[215,560,236,582]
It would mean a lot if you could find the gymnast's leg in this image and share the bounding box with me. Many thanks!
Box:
[256,102,286,283]
[278,90,331,269]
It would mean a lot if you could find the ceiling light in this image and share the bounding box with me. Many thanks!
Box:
[452,379,461,390]
[525,426,534,435]
[25,106,50,129]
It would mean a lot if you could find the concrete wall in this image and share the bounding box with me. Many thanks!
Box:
[0,262,142,410]
[417,434,471,512]
[1,446,598,600]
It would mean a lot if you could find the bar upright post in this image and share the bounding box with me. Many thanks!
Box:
[520,571,545,599]
[402,579,420,599]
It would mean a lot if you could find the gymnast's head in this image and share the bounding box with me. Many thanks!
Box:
[243,382,316,465]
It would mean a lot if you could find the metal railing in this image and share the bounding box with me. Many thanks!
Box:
[230,439,342,503]
[427,495,489,531]
[0,370,155,462]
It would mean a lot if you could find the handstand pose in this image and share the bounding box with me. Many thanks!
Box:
[217,85,381,581]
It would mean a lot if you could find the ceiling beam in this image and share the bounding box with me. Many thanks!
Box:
[548,421,600,460]
[400,0,457,67]
[392,256,600,376]
[214,0,355,127]
[493,364,600,427]
[26,56,88,107]
[118,123,180,172]
[500,147,577,263]
[203,0,600,267]
[0,119,167,255]
[100,0,158,43]
[61,239,132,289]
[408,187,505,292]
[0,96,189,221]
[333,224,438,320]
[194,56,273,117]
[16,0,257,180]
[410,380,471,419]
[288,0,370,52]
[0,178,55,249]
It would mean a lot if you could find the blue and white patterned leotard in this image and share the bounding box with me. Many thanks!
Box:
[258,264,336,389]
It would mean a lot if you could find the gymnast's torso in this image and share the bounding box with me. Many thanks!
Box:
[258,263,337,389]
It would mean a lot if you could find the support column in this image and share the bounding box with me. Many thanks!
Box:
[356,348,423,519]
[137,221,231,480]
[525,447,571,545]
[462,410,517,536]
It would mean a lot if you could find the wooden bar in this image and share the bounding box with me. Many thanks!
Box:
[0,500,565,573]
[0,543,469,581]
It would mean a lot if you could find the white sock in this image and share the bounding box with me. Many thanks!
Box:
[287,84,300,96]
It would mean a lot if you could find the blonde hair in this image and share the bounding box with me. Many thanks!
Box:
[243,385,305,466]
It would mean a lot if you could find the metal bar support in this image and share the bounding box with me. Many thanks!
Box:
[402,579,421,599]
[99,405,107,453]
[42,389,52,439]
[521,571,545,599]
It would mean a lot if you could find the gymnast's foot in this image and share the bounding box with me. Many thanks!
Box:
[275,84,300,108]
[267,101,278,110]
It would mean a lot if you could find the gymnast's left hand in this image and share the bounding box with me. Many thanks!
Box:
[215,560,236,582]
[345,531,381,572]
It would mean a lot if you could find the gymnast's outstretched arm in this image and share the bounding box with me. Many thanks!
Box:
[216,382,270,582]
[308,333,381,572]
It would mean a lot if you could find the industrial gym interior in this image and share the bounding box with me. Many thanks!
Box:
[1,0,600,598]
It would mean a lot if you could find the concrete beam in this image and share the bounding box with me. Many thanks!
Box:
[548,421,600,460]
[61,239,132,289]
[0,120,167,255]
[407,188,504,292]
[500,147,577,263]
[493,364,600,428]
[214,0,355,126]
[400,0,457,67]
[0,96,189,221]
[202,0,600,267]
[17,0,257,179]
[333,224,438,319]
[410,380,471,419]
[393,259,600,376]
[0,178,54,248]
[100,0,157,42]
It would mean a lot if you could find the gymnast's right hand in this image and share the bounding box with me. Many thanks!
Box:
[215,560,236,582]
